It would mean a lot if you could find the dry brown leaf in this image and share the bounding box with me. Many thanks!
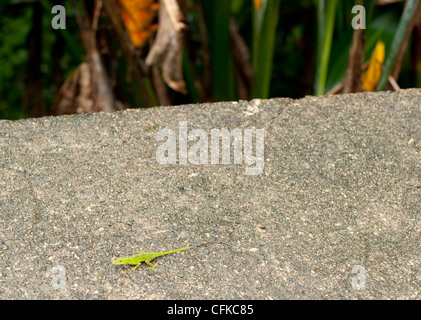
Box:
[60,0,119,114]
[50,62,93,115]
[145,0,187,94]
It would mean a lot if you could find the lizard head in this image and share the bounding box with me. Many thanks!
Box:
[112,257,130,265]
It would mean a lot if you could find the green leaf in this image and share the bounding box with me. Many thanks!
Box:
[376,0,419,90]
[252,0,281,99]
[314,0,339,95]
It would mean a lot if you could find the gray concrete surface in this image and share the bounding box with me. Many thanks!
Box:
[0,89,420,299]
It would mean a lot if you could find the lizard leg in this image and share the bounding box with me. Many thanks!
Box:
[133,263,142,270]
[145,261,155,269]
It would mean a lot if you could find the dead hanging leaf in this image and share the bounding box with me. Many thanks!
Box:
[50,62,93,115]
[51,61,125,115]
[58,0,119,114]
[145,0,187,94]
[361,40,385,92]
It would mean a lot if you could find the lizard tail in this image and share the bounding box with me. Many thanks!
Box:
[164,240,230,255]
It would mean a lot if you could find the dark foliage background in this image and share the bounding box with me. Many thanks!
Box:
[0,0,420,119]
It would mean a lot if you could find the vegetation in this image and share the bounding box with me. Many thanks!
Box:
[0,0,420,120]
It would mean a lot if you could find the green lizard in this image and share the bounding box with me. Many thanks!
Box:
[112,240,226,270]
